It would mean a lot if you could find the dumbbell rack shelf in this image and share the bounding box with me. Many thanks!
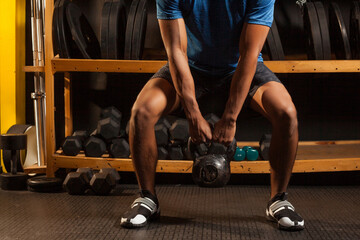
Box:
[51,140,360,174]
[25,0,359,177]
[51,58,360,73]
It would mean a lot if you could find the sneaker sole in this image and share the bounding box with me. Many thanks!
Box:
[120,209,161,229]
[266,208,304,231]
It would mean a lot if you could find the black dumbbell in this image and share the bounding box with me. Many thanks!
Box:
[63,168,94,195]
[109,138,130,158]
[168,145,184,160]
[155,118,171,146]
[204,113,220,128]
[196,142,210,156]
[97,107,122,140]
[84,131,107,157]
[0,134,28,190]
[97,118,120,140]
[157,146,168,160]
[169,119,189,142]
[259,134,271,160]
[62,130,88,156]
[186,137,237,160]
[101,106,122,121]
[90,168,120,195]
[157,117,171,129]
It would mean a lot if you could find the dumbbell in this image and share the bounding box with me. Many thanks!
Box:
[109,138,130,158]
[90,168,120,195]
[168,141,184,160]
[155,118,171,146]
[186,137,237,160]
[63,168,94,195]
[97,106,122,140]
[101,106,122,121]
[242,146,259,161]
[84,130,107,157]
[62,130,88,156]
[204,113,220,127]
[0,134,28,190]
[169,118,189,142]
[157,146,168,160]
[233,147,246,161]
[259,134,271,160]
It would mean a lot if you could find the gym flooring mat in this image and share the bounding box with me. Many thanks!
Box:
[0,184,359,239]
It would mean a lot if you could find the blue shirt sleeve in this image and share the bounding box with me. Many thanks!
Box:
[244,0,275,27]
[156,0,183,20]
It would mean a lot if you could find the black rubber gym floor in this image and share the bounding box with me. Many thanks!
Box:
[1,184,360,240]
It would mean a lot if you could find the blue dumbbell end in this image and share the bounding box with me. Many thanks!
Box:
[233,147,246,161]
[246,148,259,161]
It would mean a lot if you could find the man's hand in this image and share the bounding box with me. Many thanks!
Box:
[212,117,236,145]
[188,113,212,144]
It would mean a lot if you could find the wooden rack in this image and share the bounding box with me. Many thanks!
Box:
[23,0,360,176]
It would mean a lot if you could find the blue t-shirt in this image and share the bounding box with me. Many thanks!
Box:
[157,0,275,75]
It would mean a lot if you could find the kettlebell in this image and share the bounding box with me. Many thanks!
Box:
[192,154,231,188]
[189,137,236,188]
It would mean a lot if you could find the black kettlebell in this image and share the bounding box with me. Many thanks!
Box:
[192,154,231,188]
[188,137,236,188]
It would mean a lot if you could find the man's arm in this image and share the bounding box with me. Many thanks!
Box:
[159,19,212,142]
[213,23,270,144]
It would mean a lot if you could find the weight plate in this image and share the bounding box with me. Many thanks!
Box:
[263,27,277,60]
[52,0,61,56]
[131,0,148,60]
[350,1,360,59]
[313,1,331,60]
[66,2,101,59]
[0,134,27,150]
[272,19,285,60]
[0,173,28,191]
[264,19,284,60]
[303,2,323,60]
[143,0,165,59]
[329,2,352,60]
[109,0,127,59]
[2,125,32,173]
[101,0,113,59]
[27,175,63,193]
[124,0,140,59]
[58,0,73,58]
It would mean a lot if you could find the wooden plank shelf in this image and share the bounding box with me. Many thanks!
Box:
[52,154,360,174]
[52,140,360,174]
[51,58,167,74]
[51,58,360,74]
[23,165,47,174]
[23,66,45,72]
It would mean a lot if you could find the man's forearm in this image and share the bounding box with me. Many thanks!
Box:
[168,50,201,119]
[223,54,258,122]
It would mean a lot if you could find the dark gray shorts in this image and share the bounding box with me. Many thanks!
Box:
[150,62,282,116]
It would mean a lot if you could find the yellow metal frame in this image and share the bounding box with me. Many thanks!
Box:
[0,0,26,170]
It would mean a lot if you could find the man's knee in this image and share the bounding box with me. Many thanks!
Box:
[131,103,159,127]
[272,104,298,134]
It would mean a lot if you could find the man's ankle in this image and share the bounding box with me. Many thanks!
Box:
[140,189,159,206]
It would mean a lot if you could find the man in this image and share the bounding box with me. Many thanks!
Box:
[121,0,304,231]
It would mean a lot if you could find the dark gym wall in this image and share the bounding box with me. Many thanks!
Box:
[25,0,360,149]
